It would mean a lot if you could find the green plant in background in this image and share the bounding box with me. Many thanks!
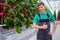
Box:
[45,6,51,13]
[54,11,56,20]
[58,10,60,20]
[3,0,51,33]
[3,0,40,33]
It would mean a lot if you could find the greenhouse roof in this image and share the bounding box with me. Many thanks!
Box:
[42,0,60,11]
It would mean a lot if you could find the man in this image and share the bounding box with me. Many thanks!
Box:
[32,2,57,40]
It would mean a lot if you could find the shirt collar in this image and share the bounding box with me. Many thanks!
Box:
[39,12,46,14]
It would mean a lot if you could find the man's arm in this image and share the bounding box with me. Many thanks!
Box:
[53,21,57,33]
[48,12,57,35]
[48,21,57,35]
[32,23,48,29]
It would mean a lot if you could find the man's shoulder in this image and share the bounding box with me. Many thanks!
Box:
[46,12,54,16]
[47,12,53,14]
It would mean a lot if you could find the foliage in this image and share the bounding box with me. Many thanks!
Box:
[3,0,51,33]
[58,10,60,20]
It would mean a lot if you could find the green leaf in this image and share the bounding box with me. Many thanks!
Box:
[30,12,32,15]
[4,17,11,24]
[29,24,33,28]
[4,17,14,28]
[20,13,24,17]
[4,0,9,4]
[19,21,24,27]
[27,17,31,22]
[9,8,15,15]
[13,17,19,24]
[16,27,22,33]
[24,18,26,21]
[16,4,22,11]
[20,1,25,5]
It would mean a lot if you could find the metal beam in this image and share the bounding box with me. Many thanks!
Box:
[46,0,53,10]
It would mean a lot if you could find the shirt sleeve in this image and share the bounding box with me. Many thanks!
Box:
[32,14,38,24]
[49,12,56,22]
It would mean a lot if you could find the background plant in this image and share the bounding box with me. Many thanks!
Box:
[58,10,60,20]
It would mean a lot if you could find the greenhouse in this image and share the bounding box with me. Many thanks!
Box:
[0,0,60,40]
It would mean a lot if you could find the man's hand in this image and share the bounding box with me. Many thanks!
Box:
[48,32,54,35]
[42,23,48,29]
